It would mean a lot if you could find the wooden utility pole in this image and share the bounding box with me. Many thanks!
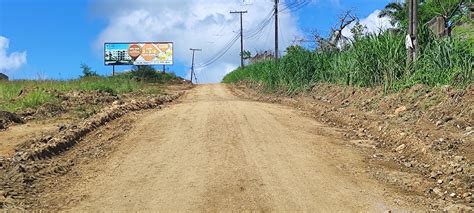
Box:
[274,0,279,60]
[230,10,247,68]
[407,0,418,66]
[189,48,202,84]
[413,0,418,59]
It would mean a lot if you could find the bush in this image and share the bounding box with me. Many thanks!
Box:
[80,64,99,78]
[131,65,159,80]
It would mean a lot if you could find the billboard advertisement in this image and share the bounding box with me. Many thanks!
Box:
[104,42,173,66]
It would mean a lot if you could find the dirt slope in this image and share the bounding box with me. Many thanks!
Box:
[228,82,473,208]
[53,84,425,211]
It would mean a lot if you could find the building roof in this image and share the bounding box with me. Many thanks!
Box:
[0,73,8,80]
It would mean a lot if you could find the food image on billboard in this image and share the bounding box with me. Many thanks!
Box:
[104,42,173,66]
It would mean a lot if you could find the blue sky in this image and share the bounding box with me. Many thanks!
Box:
[0,0,392,82]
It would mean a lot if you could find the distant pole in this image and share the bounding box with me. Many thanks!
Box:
[230,10,248,68]
[275,0,279,60]
[189,48,202,84]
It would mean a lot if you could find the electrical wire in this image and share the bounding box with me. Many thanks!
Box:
[197,10,272,68]
[244,9,275,39]
[195,32,241,68]
[280,0,311,13]
[195,0,311,69]
[280,0,310,12]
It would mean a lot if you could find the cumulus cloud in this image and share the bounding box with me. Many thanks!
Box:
[0,36,27,74]
[92,0,302,83]
[341,9,393,39]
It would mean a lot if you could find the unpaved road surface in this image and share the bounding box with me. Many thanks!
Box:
[64,84,423,211]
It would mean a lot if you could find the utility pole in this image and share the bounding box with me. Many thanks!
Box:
[407,0,418,68]
[189,48,202,84]
[274,0,279,60]
[412,0,418,59]
[230,10,247,68]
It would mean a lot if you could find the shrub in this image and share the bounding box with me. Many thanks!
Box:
[80,64,99,78]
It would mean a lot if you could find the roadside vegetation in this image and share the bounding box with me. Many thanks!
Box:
[0,65,181,112]
[223,1,473,93]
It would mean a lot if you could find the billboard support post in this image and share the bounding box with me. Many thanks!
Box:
[162,65,166,74]
[112,65,115,76]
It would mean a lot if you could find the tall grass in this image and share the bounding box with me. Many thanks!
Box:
[223,31,473,93]
[407,37,473,87]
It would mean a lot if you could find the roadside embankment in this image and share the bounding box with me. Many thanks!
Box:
[230,81,473,210]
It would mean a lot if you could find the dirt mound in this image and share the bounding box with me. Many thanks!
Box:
[0,111,24,130]
[61,90,118,107]
[230,82,473,209]
[0,91,184,209]
[20,103,66,120]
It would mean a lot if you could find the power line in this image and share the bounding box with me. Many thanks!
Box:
[195,32,240,68]
[195,0,311,69]
[248,16,274,42]
[280,0,311,13]
[245,9,275,39]
[196,10,270,69]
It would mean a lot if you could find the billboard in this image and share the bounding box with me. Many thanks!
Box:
[104,42,173,66]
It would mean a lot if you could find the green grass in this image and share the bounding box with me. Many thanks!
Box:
[223,30,473,93]
[0,73,176,112]
[0,89,57,112]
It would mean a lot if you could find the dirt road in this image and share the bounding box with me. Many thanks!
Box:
[64,84,422,211]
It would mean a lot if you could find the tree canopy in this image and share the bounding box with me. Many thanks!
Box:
[378,0,470,31]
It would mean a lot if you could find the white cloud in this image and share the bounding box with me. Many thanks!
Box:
[92,0,302,83]
[341,9,394,39]
[0,36,27,75]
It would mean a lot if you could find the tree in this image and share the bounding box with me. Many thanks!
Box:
[132,65,157,80]
[422,0,469,36]
[378,2,408,27]
[80,63,99,78]
[350,21,367,41]
[379,0,469,35]
[313,11,358,51]
[242,50,252,60]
